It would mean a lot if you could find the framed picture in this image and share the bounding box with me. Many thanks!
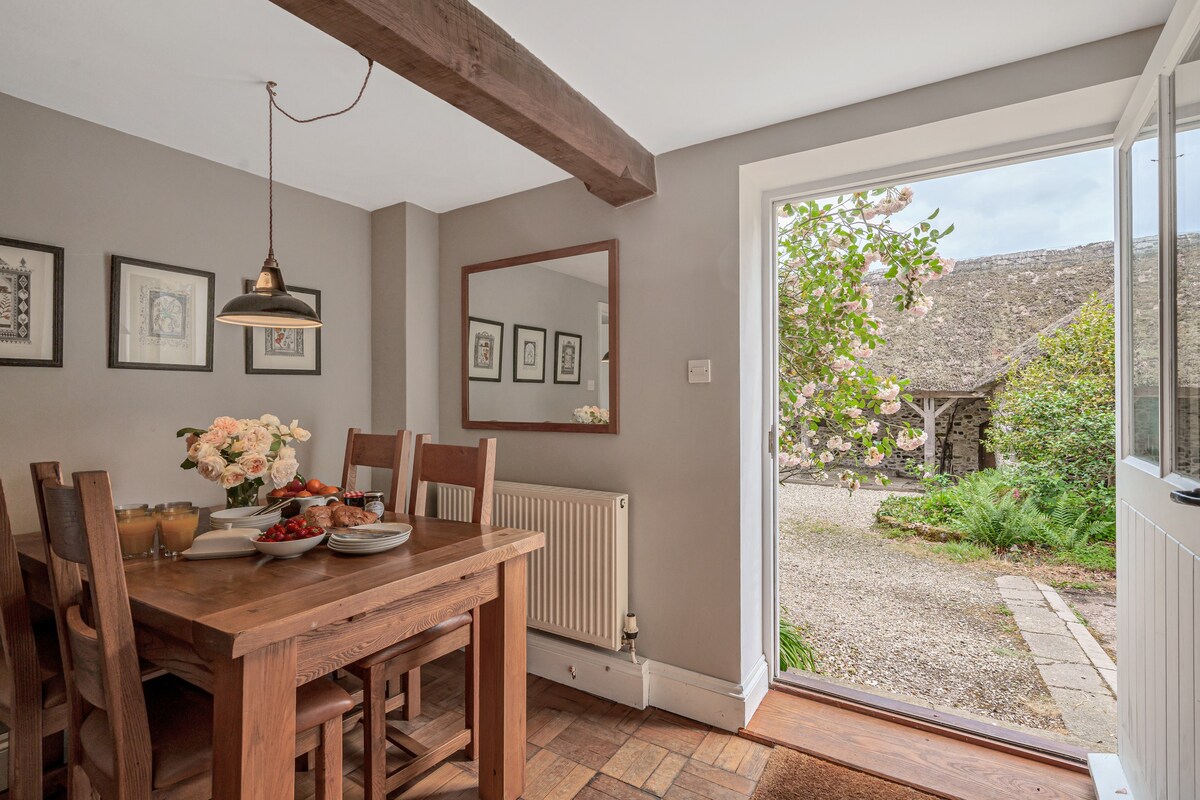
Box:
[108,255,214,371]
[468,317,504,382]
[243,280,321,375]
[0,236,64,368]
[512,324,547,383]
[554,331,582,384]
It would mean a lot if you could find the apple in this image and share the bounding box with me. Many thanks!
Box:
[287,479,304,493]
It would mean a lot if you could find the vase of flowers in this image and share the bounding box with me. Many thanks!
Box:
[572,406,610,424]
[177,414,310,508]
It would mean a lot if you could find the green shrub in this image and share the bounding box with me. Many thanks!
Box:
[954,475,1037,550]
[779,619,819,673]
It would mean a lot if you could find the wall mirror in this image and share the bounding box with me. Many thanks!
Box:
[462,239,618,433]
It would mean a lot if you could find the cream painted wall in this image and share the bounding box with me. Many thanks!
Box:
[0,92,372,533]
[437,28,1160,685]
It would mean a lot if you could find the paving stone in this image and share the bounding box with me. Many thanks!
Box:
[1010,605,1065,635]
[997,588,1045,603]
[1039,585,1074,616]
[1099,668,1118,694]
[1047,686,1118,751]
[1037,662,1108,694]
[997,575,1038,590]
[1023,632,1088,664]
[1066,621,1117,672]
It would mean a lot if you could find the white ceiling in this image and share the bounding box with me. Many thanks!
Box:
[0,1,1171,212]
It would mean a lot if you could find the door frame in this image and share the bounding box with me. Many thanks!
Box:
[762,138,1122,761]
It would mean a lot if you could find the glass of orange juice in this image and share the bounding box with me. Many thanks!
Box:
[115,504,157,559]
[155,502,199,558]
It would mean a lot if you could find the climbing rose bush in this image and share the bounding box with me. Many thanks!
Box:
[777,187,955,489]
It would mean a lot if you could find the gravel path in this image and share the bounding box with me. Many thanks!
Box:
[777,483,1068,736]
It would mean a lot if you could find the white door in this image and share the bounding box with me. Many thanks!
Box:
[1115,2,1200,796]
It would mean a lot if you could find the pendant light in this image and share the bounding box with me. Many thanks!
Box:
[217,59,373,329]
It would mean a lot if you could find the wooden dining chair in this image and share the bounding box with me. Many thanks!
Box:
[0,477,68,800]
[37,469,355,800]
[345,435,496,800]
[341,428,412,512]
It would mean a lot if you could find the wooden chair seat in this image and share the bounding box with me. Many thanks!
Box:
[347,613,471,670]
[79,674,354,791]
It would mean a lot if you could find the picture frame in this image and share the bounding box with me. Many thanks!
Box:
[512,324,547,383]
[467,316,504,382]
[0,236,64,368]
[243,280,322,375]
[108,255,214,371]
[554,331,583,385]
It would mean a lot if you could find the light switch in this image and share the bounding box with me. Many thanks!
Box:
[688,359,711,383]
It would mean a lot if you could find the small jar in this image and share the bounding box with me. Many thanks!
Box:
[344,491,365,509]
[364,491,385,517]
[155,502,199,558]
[114,504,156,559]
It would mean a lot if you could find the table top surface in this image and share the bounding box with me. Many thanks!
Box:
[17,512,543,659]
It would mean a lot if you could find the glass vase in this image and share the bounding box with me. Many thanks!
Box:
[225,482,260,509]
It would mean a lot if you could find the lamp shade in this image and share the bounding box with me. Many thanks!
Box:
[216,256,321,329]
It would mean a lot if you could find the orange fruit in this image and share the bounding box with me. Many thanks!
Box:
[294,490,313,498]
[318,485,339,495]
[305,478,325,493]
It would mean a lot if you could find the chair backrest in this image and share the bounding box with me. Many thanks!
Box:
[30,463,84,678]
[40,471,152,793]
[408,435,497,525]
[342,428,412,513]
[0,479,45,719]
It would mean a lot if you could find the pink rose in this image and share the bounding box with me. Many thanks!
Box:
[200,429,228,448]
[238,453,269,479]
[239,426,272,454]
[219,464,248,489]
[212,416,241,435]
[196,455,227,482]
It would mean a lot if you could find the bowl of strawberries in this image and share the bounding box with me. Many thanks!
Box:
[252,516,327,559]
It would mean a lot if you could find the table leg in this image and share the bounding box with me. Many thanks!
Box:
[478,556,527,800]
[212,639,298,799]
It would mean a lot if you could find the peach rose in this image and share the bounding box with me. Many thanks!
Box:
[239,426,272,454]
[212,416,241,435]
[219,464,248,489]
[188,441,218,463]
[199,429,228,448]
[196,455,227,482]
[238,453,269,479]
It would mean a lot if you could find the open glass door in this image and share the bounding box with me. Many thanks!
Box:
[1113,3,1200,794]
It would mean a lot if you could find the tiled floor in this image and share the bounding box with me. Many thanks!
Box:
[298,653,772,800]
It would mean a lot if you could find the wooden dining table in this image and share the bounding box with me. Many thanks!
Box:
[16,510,544,800]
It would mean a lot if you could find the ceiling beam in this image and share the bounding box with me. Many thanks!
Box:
[270,0,657,206]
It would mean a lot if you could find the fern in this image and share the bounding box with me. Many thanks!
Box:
[779,619,819,673]
[953,471,1037,550]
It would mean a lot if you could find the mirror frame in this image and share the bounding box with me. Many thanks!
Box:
[461,239,619,434]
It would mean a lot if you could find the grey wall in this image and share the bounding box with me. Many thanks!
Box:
[467,265,607,422]
[0,93,372,533]
[371,202,440,440]
[437,28,1160,684]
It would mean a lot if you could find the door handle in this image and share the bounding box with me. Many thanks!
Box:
[1170,488,1200,507]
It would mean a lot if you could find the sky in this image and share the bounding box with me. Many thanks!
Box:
[872,146,1115,260]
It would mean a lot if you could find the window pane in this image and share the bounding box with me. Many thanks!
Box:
[1179,58,1200,478]
[1131,104,1160,463]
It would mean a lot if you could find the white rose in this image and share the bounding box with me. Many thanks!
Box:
[278,445,296,461]
[196,455,227,482]
[270,458,299,489]
[238,453,270,479]
[290,425,311,442]
[240,426,273,454]
[199,429,228,448]
[219,464,248,489]
[259,413,281,427]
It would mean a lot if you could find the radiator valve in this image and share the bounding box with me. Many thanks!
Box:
[622,612,639,664]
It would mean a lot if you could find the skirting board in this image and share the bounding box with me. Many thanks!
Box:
[527,631,770,731]
[1087,753,1133,799]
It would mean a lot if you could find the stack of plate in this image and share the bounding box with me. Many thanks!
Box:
[326,522,412,555]
[209,505,281,533]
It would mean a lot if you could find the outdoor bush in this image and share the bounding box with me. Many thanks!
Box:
[778,618,819,673]
[985,295,1115,493]
[953,473,1036,550]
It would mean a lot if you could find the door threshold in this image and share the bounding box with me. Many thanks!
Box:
[772,672,1090,771]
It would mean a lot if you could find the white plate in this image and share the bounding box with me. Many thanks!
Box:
[182,528,258,560]
[327,522,413,537]
[327,535,409,555]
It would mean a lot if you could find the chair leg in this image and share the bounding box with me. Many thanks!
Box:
[8,710,42,800]
[362,665,388,800]
[465,610,480,760]
[401,667,421,721]
[314,716,343,800]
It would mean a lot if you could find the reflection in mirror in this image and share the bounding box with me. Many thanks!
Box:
[1177,41,1200,478]
[462,240,618,433]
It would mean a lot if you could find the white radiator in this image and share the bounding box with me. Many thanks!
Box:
[436,481,629,650]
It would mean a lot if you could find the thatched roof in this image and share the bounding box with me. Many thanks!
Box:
[863,240,1119,393]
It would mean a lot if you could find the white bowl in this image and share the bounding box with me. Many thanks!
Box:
[251,534,324,559]
[210,506,282,532]
[291,495,329,513]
